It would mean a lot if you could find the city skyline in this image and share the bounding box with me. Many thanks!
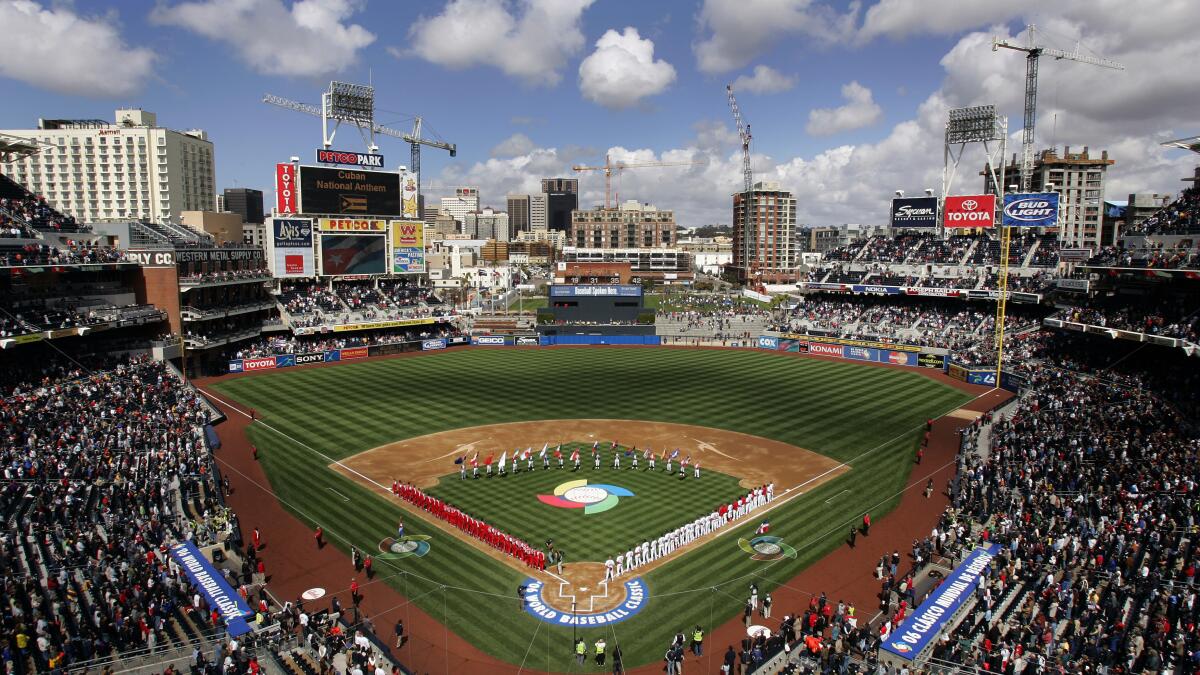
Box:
[1,0,1197,228]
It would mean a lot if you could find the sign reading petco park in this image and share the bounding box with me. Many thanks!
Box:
[942,195,996,228]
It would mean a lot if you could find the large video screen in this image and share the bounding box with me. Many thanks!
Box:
[320,234,386,275]
[299,166,400,217]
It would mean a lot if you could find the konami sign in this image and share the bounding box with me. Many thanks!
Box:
[316,149,385,168]
[943,194,996,228]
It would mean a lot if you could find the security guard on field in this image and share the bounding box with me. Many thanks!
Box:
[575,638,586,665]
[691,625,704,656]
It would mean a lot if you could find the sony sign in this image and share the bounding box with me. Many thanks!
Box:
[316,149,385,168]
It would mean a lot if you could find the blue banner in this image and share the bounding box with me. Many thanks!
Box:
[228,360,243,373]
[967,371,998,386]
[472,335,510,346]
[852,284,903,295]
[422,338,447,351]
[1002,193,1059,227]
[757,336,779,350]
[274,354,296,368]
[323,350,341,362]
[169,541,254,637]
[881,544,999,660]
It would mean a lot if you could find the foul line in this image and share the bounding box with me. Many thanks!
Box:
[327,488,350,502]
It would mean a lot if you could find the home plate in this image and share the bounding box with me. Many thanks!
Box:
[302,588,326,601]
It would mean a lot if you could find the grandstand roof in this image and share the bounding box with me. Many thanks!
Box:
[1161,135,1200,155]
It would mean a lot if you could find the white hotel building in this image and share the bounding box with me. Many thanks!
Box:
[0,109,215,224]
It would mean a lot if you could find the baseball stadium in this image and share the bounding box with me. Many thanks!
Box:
[2,7,1200,675]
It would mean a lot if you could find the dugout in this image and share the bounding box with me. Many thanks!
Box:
[544,284,646,324]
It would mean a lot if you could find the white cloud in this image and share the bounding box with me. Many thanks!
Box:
[693,0,858,74]
[731,65,796,94]
[857,0,1038,41]
[151,0,374,78]
[404,0,594,86]
[578,27,676,109]
[491,133,535,158]
[447,4,1200,228]
[805,81,883,136]
[0,0,154,97]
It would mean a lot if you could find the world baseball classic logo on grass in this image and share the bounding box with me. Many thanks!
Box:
[537,479,634,514]
[738,535,797,561]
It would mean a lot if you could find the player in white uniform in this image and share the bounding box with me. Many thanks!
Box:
[613,451,621,469]
[604,557,615,581]
[615,553,624,576]
[631,448,639,469]
[694,462,701,479]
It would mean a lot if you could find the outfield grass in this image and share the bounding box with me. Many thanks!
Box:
[210,348,971,670]
[426,444,748,562]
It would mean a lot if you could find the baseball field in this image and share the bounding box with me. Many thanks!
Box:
[207,347,975,671]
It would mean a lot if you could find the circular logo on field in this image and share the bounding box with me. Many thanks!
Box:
[377,535,432,559]
[738,535,797,561]
[537,479,634,515]
[522,577,648,626]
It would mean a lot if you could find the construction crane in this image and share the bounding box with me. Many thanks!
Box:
[571,154,705,209]
[726,85,753,193]
[992,25,1123,192]
[263,86,455,202]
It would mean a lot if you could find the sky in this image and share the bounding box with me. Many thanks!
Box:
[1,0,1198,228]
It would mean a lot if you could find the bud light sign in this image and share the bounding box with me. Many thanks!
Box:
[1002,193,1059,228]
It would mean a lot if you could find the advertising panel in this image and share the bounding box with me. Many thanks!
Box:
[947,363,967,382]
[340,346,369,360]
[779,339,808,353]
[881,544,999,661]
[401,171,419,218]
[330,317,436,333]
[852,284,903,295]
[1056,278,1090,292]
[807,343,845,357]
[318,218,388,232]
[320,234,386,275]
[1059,248,1093,262]
[968,371,997,386]
[127,250,177,268]
[843,345,879,361]
[905,287,962,298]
[1002,192,1060,228]
[315,149,385,168]
[275,163,296,214]
[323,350,341,362]
[175,249,264,263]
[890,197,938,228]
[943,194,996,228]
[295,352,325,365]
[274,354,296,368]
[918,353,947,369]
[805,282,849,291]
[473,335,509,346]
[447,336,470,346]
[757,336,779,350]
[780,333,923,353]
[242,357,276,372]
[228,360,243,373]
[549,284,643,298]
[271,218,315,278]
[391,220,426,273]
[515,336,540,346]
[170,542,254,637]
[298,166,400,216]
[422,338,447,351]
[886,350,918,366]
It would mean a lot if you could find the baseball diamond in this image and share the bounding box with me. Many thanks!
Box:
[206,346,977,670]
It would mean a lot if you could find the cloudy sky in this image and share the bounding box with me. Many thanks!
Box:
[1,0,1197,227]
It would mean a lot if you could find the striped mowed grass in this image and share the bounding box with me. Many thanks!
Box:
[210,347,971,670]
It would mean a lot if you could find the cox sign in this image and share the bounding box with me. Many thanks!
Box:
[1002,193,1059,227]
[943,195,996,228]
[758,336,779,350]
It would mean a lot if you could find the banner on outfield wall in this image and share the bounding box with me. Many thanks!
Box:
[947,362,996,386]
[472,335,510,346]
[779,333,923,353]
[340,346,369,360]
[758,336,779,350]
[515,336,540,346]
[918,353,947,369]
[331,318,436,333]
[1002,193,1060,228]
[422,338,447,351]
[852,284,903,295]
[943,195,996,228]
[880,544,999,662]
[890,197,938,228]
[170,542,253,637]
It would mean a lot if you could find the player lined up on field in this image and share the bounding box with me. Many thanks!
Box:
[391,481,546,570]
[604,483,775,581]
[453,441,708,478]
